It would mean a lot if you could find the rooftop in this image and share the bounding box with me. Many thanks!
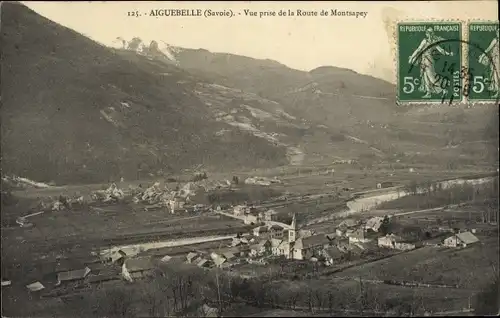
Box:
[57,267,91,282]
[323,246,343,259]
[455,231,480,244]
[186,252,198,261]
[124,257,155,272]
[295,234,329,250]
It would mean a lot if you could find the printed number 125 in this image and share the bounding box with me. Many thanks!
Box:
[128,10,139,17]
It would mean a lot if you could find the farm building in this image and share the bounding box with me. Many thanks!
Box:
[196,258,213,268]
[338,219,360,230]
[168,198,185,213]
[268,224,285,239]
[263,209,279,221]
[233,205,248,216]
[376,181,395,189]
[244,214,258,225]
[121,257,156,282]
[346,228,370,244]
[321,246,344,266]
[56,267,91,286]
[270,238,283,255]
[365,216,385,232]
[186,252,199,264]
[443,231,480,248]
[249,240,271,257]
[277,240,292,258]
[222,251,236,261]
[291,234,330,260]
[378,234,416,250]
[253,226,269,237]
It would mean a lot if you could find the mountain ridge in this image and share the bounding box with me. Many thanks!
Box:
[1,3,292,184]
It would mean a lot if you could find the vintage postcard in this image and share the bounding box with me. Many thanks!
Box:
[1,1,498,317]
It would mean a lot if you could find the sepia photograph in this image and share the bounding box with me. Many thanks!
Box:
[1,1,499,317]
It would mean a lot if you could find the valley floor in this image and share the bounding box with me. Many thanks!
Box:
[1,166,498,317]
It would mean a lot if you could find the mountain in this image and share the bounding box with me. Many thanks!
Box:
[115,37,397,127]
[115,36,498,171]
[1,3,292,185]
[2,4,497,186]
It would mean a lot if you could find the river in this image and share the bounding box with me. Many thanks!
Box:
[346,175,497,214]
[100,174,497,258]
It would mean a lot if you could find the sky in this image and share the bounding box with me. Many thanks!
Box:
[22,1,498,83]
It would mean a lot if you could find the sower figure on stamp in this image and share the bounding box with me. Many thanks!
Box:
[478,34,500,98]
[408,27,454,98]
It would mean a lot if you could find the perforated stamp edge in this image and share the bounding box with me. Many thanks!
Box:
[464,20,500,106]
[393,18,467,107]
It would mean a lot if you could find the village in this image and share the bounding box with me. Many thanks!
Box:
[8,171,495,305]
[2,159,498,318]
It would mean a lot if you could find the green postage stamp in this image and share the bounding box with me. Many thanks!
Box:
[467,22,500,102]
[397,22,463,104]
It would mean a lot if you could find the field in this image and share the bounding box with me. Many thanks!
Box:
[2,170,498,317]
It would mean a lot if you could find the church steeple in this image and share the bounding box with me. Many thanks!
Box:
[288,213,297,243]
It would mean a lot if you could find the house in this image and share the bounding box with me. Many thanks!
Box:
[253,226,269,237]
[168,198,185,213]
[299,229,313,238]
[268,224,284,239]
[233,205,248,216]
[264,209,279,221]
[365,217,384,232]
[443,231,480,248]
[186,252,199,263]
[336,240,363,258]
[379,182,394,188]
[231,238,243,247]
[160,255,172,262]
[270,238,283,255]
[338,219,359,230]
[122,257,156,282]
[336,228,346,237]
[196,258,213,268]
[244,214,258,225]
[277,240,291,258]
[378,234,403,248]
[210,252,227,267]
[321,246,344,266]
[26,281,45,292]
[108,249,127,263]
[199,304,219,317]
[249,240,271,257]
[291,234,330,260]
[394,242,416,250]
[213,256,226,268]
[234,245,250,257]
[56,267,91,286]
[346,228,370,244]
[378,234,416,250]
[222,252,236,261]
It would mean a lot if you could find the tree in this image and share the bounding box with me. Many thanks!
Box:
[473,277,499,315]
[379,216,392,235]
[103,289,136,318]
[232,176,239,184]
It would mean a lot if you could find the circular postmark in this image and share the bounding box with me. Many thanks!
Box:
[409,38,500,106]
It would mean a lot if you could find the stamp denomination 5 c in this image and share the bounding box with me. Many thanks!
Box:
[467,22,500,102]
[397,22,462,104]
